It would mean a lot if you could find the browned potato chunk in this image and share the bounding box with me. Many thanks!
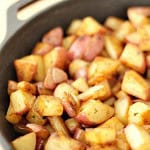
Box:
[34,95,63,116]
[76,16,106,36]
[10,90,35,115]
[5,104,22,124]
[125,124,150,150]
[104,16,124,31]
[8,80,17,95]
[76,99,114,125]
[104,97,116,106]
[12,132,36,150]
[74,66,88,80]
[45,132,85,150]
[32,42,53,56]
[23,55,45,81]
[48,116,69,136]
[120,44,146,74]
[43,47,68,73]
[88,57,119,85]
[85,127,116,145]
[78,80,111,101]
[42,27,63,46]
[44,67,68,90]
[63,35,76,50]
[128,102,150,125]
[105,35,123,59]
[121,70,150,100]
[14,59,37,82]
[87,145,117,150]
[73,128,85,142]
[17,81,36,95]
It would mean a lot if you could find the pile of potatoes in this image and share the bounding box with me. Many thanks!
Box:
[6,7,150,150]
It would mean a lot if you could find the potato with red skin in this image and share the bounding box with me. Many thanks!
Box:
[42,27,63,46]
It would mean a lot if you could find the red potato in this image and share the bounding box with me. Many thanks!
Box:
[44,67,68,90]
[42,27,63,46]
[74,66,88,80]
[8,80,18,95]
[69,34,104,61]
[32,42,53,56]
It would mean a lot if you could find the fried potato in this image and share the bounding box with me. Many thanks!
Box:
[7,80,17,95]
[63,35,76,50]
[121,70,150,100]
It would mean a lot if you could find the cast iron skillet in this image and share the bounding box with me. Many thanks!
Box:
[0,0,150,149]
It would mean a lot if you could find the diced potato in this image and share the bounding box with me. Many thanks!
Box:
[76,16,106,36]
[26,108,46,126]
[44,67,68,90]
[43,47,68,73]
[12,132,36,150]
[10,90,35,115]
[104,97,116,106]
[34,95,63,116]
[105,35,123,59]
[87,145,117,150]
[17,81,36,95]
[23,55,45,81]
[120,44,146,74]
[74,66,88,80]
[54,83,78,100]
[48,116,69,136]
[74,128,85,142]
[26,123,49,139]
[14,59,37,82]
[85,127,116,145]
[125,124,150,150]
[143,125,150,133]
[71,77,89,92]
[121,70,150,100]
[67,19,82,35]
[8,80,17,95]
[5,104,22,124]
[42,27,63,46]
[104,16,124,31]
[100,117,124,131]
[32,42,53,56]
[69,59,89,78]
[139,39,150,51]
[128,102,150,125]
[76,99,114,125]
[88,57,119,85]
[65,118,80,134]
[45,132,85,150]
[115,21,135,41]
[63,35,76,50]
[78,80,111,101]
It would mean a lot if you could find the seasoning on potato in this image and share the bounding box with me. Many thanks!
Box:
[6,7,150,150]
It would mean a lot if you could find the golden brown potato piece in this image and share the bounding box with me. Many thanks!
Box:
[104,97,116,106]
[63,35,76,50]
[43,47,68,73]
[115,91,132,124]
[75,99,114,125]
[32,42,53,56]
[23,55,45,81]
[68,34,104,61]
[125,124,150,150]
[26,123,49,139]
[120,44,146,74]
[34,95,63,117]
[8,80,17,95]
[48,116,69,136]
[10,90,35,115]
[17,81,36,95]
[42,27,63,46]
[88,57,119,85]
[85,127,116,145]
[44,132,85,150]
[76,16,106,36]
[115,21,135,41]
[87,145,117,150]
[104,16,124,31]
[146,52,150,68]
[5,104,22,124]
[78,80,111,101]
[44,67,68,90]
[128,102,150,125]
[121,70,150,100]
[14,59,37,82]
[12,132,36,150]
[105,35,123,59]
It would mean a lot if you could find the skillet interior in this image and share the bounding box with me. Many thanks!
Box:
[0,0,150,148]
